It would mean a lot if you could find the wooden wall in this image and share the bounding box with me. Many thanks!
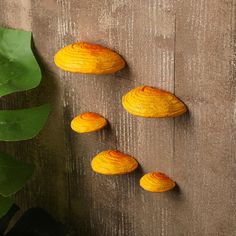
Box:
[0,0,235,235]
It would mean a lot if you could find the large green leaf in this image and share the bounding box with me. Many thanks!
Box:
[0,152,34,197]
[0,27,41,96]
[0,104,50,141]
[0,196,13,217]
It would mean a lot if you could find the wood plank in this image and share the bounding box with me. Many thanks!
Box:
[173,0,236,235]
[54,1,138,235]
[132,1,177,236]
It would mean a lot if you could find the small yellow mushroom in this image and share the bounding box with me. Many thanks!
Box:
[91,150,138,175]
[54,42,125,74]
[71,112,107,133]
[122,86,187,118]
[140,172,176,192]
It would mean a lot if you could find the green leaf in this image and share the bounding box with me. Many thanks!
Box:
[0,196,13,217]
[0,152,34,197]
[0,27,41,97]
[0,104,50,141]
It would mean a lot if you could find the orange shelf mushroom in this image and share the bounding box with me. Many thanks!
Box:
[91,150,138,175]
[54,42,125,74]
[71,112,107,133]
[140,172,176,192]
[122,86,187,118]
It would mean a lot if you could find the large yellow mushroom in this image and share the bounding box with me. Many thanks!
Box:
[54,42,125,74]
[122,86,187,118]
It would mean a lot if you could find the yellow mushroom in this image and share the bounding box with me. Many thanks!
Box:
[122,86,187,118]
[91,150,138,175]
[71,112,107,133]
[54,42,125,74]
[140,172,176,192]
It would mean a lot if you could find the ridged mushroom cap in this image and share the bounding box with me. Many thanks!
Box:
[140,172,176,192]
[122,86,187,118]
[71,112,107,133]
[54,42,125,74]
[91,150,138,175]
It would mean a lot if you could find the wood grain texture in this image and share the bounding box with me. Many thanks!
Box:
[0,0,235,235]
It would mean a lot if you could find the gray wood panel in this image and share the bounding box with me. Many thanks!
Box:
[0,0,235,235]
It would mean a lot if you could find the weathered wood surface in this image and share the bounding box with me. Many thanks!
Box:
[0,0,235,235]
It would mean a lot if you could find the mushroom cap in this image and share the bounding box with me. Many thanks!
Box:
[54,42,125,74]
[122,86,187,118]
[71,112,107,133]
[140,172,176,192]
[91,150,138,175]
